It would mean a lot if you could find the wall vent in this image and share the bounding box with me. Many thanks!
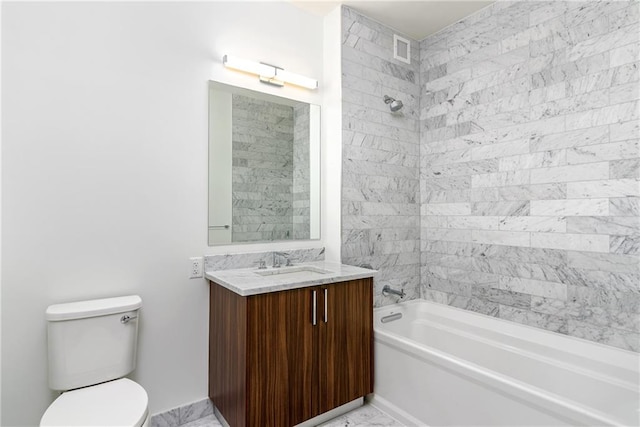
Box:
[393,34,410,64]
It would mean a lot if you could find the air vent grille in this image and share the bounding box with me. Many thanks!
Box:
[393,34,410,64]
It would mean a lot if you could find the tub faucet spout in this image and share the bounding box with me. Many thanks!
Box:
[382,285,405,298]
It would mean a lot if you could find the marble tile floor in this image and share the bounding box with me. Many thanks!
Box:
[178,404,405,427]
[318,404,405,427]
[179,414,221,427]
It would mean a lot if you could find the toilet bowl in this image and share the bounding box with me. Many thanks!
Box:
[41,295,148,427]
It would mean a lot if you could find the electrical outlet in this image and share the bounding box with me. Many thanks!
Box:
[189,257,203,279]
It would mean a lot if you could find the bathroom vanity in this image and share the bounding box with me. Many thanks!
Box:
[206,262,375,427]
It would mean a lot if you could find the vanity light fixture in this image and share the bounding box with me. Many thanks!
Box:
[223,54,318,90]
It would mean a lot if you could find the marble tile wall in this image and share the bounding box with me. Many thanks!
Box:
[420,1,640,351]
[341,6,422,306]
[231,94,294,242]
[204,248,325,271]
[293,103,311,239]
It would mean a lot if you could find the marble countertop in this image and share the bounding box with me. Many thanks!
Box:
[205,261,376,296]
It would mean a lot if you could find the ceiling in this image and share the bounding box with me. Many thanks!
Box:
[291,1,494,40]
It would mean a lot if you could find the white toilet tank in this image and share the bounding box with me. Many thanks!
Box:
[46,295,142,391]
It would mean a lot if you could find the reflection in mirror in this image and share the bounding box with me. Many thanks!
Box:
[208,81,320,246]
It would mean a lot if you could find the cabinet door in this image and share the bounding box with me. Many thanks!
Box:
[318,278,374,413]
[209,283,248,427]
[246,287,317,426]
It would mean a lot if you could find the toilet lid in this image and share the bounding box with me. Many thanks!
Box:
[40,378,148,427]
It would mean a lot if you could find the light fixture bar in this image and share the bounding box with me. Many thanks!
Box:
[259,75,285,87]
[276,69,318,90]
[222,55,274,78]
[223,54,318,90]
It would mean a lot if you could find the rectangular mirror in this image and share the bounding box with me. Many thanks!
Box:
[208,81,321,245]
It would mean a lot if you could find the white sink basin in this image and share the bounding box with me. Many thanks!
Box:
[255,265,332,278]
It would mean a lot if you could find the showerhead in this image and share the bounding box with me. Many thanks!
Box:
[383,95,404,112]
[389,99,403,112]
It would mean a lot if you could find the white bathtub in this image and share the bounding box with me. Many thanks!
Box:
[372,300,639,426]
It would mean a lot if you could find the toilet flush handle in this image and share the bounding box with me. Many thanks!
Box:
[120,314,138,324]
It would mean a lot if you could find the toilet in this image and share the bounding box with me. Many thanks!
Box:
[40,295,149,427]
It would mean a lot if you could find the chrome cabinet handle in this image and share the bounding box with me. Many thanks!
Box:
[323,288,328,323]
[312,290,317,326]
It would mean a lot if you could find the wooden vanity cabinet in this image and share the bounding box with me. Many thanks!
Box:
[209,277,373,427]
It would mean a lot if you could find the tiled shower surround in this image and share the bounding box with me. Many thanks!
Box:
[341,7,422,307]
[342,2,640,351]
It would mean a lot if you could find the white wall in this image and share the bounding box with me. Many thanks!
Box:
[0,1,3,420]
[1,2,327,425]
[322,6,343,264]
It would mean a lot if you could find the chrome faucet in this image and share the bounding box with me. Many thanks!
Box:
[382,285,405,298]
[272,252,281,268]
[272,251,293,268]
[269,252,293,268]
[273,252,284,268]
